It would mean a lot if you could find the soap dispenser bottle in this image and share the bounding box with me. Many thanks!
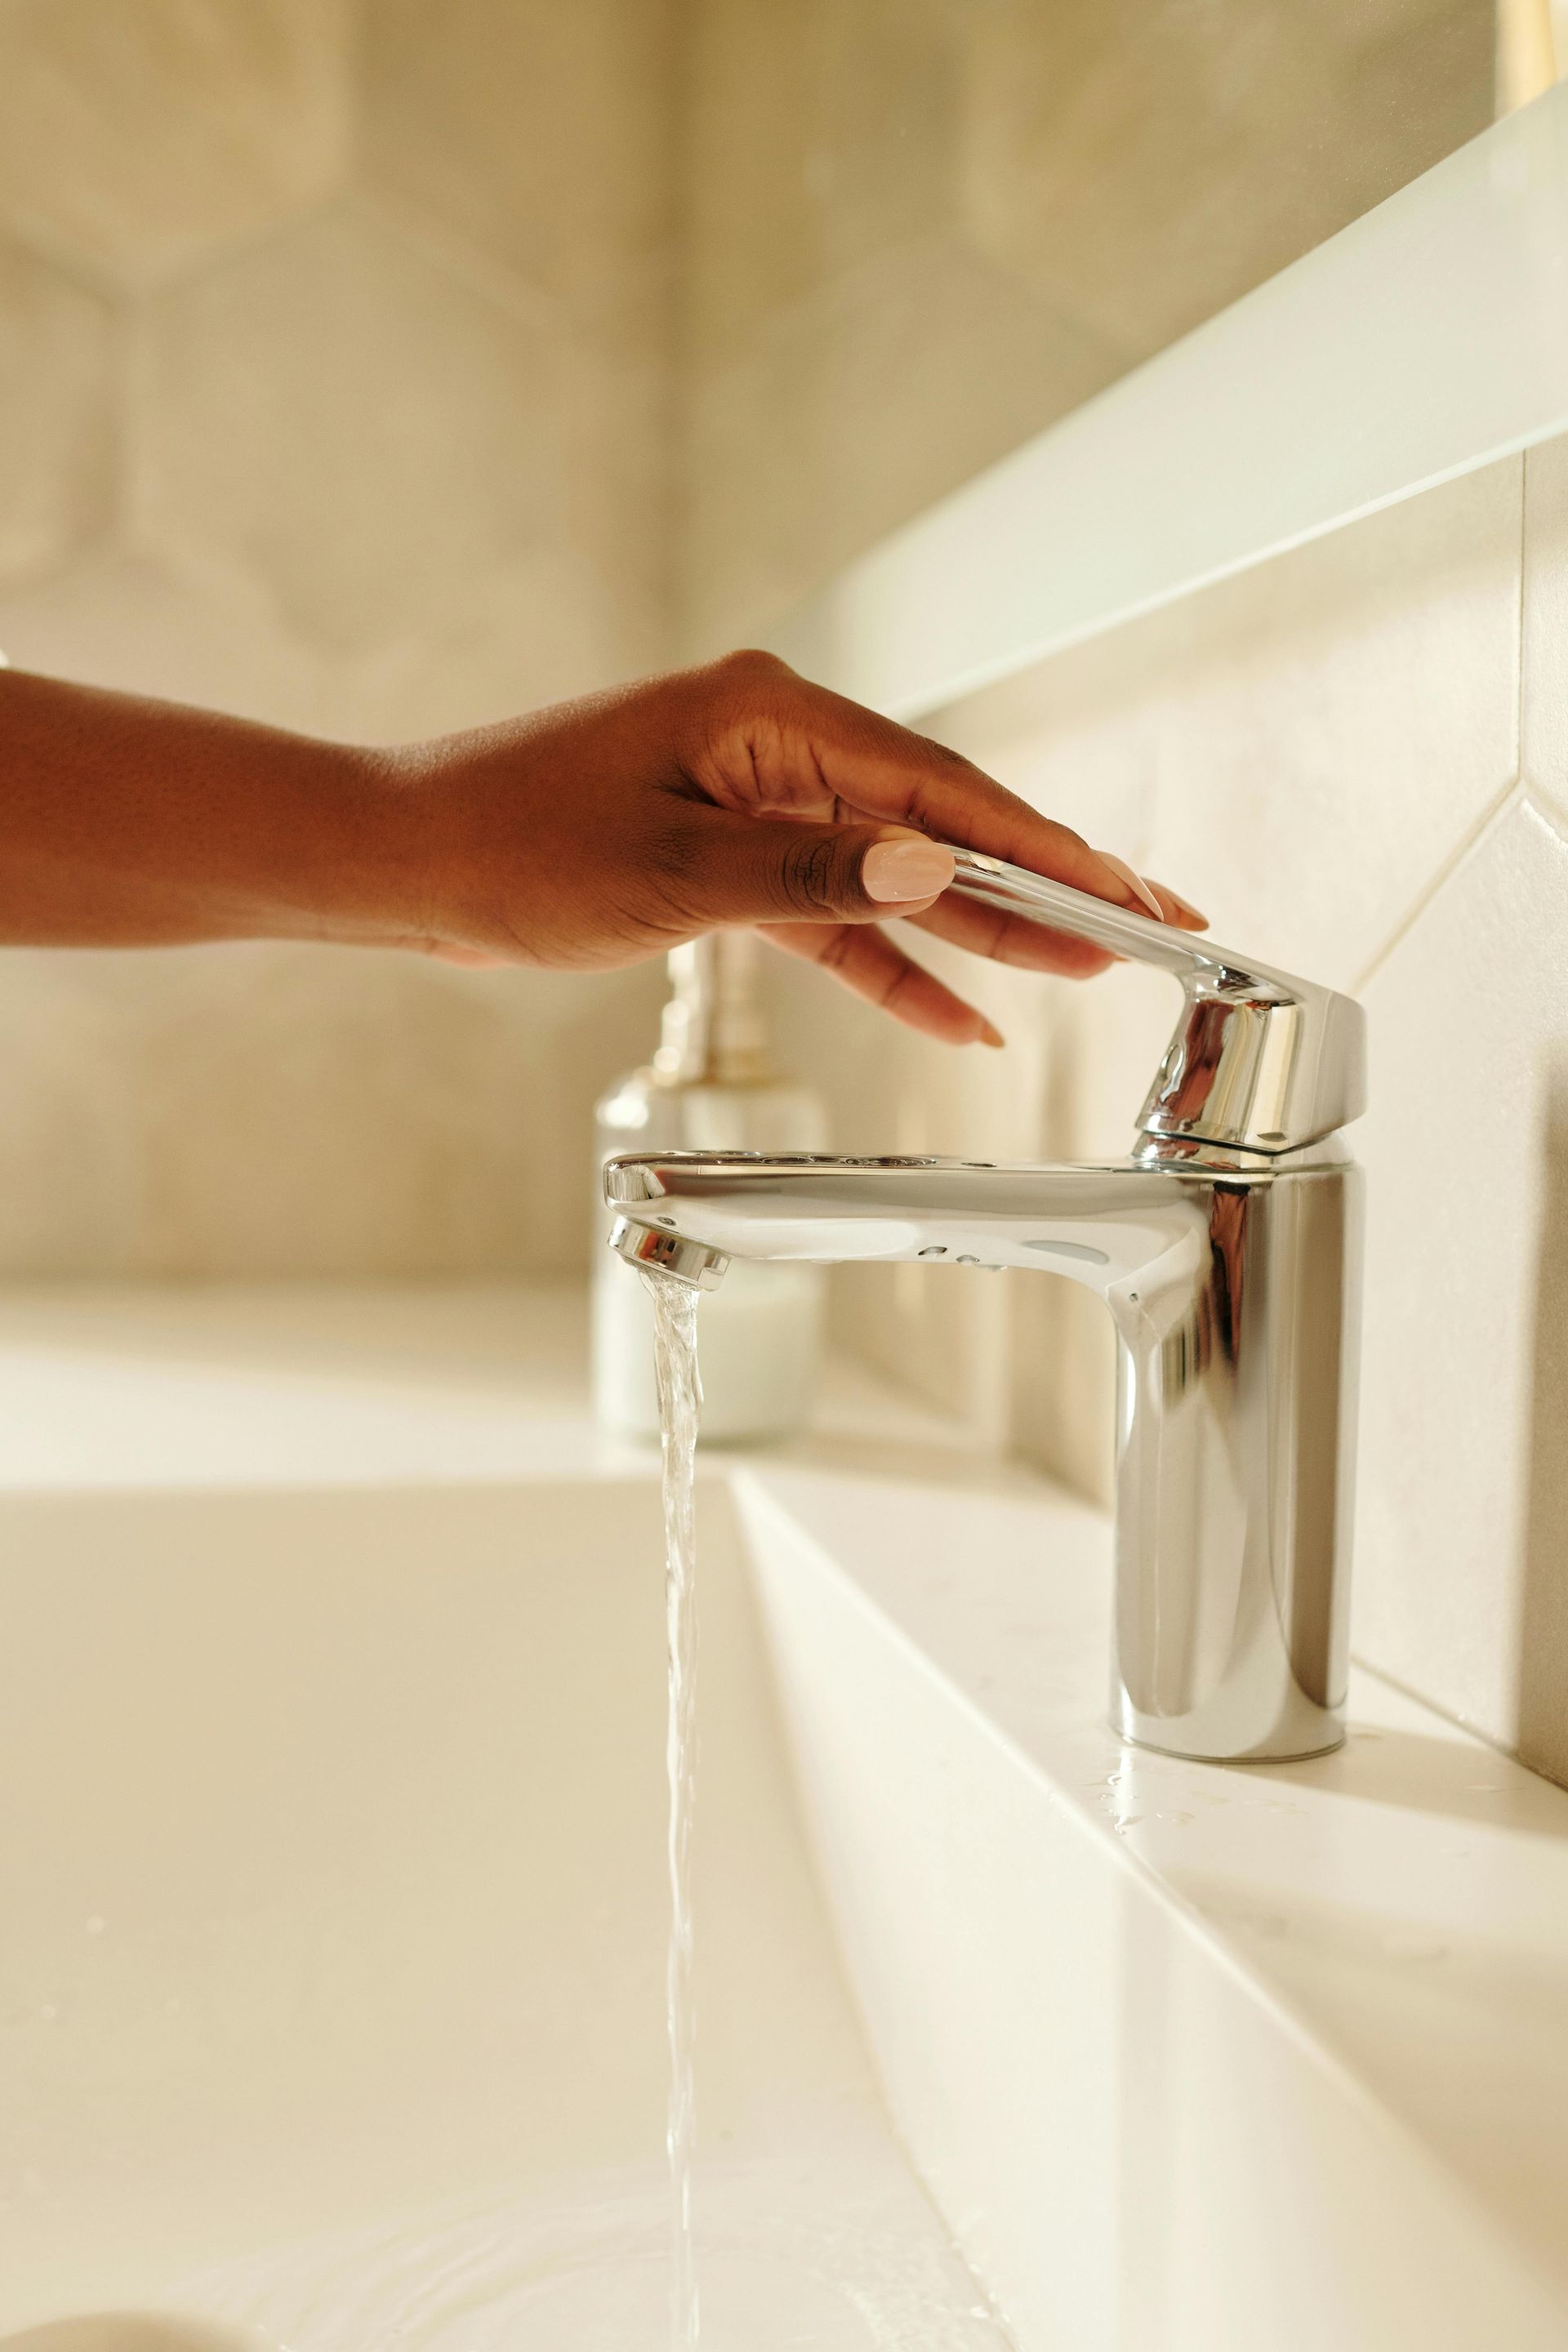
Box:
[592,933,827,1442]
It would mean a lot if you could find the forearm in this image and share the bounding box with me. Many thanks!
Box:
[0,668,426,949]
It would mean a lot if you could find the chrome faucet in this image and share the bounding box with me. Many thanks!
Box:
[606,849,1365,1764]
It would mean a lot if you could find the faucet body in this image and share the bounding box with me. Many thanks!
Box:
[607,852,1365,1765]
[608,1143,1360,1762]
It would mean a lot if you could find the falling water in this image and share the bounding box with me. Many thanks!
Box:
[643,1267,703,2351]
[170,1258,1017,2352]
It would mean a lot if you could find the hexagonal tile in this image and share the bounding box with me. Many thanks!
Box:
[0,0,352,288]
[958,0,1494,363]
[362,0,672,332]
[0,233,114,590]
[326,545,662,744]
[681,233,1121,653]
[1356,795,1568,1781]
[0,948,150,1274]
[683,0,962,368]
[122,947,645,1276]
[0,937,663,1277]
[0,550,331,733]
[137,200,577,655]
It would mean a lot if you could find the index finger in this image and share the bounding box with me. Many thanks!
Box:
[786,674,1157,913]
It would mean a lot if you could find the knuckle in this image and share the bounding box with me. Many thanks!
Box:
[779,833,847,917]
[706,646,794,702]
[628,811,704,921]
[911,728,968,768]
[879,960,919,1012]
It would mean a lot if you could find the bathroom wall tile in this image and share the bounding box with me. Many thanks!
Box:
[554,337,672,670]
[681,234,1121,655]
[362,0,673,336]
[681,0,961,369]
[931,637,1163,874]
[0,551,331,736]
[0,234,114,591]
[0,541,646,757]
[1137,459,1522,993]
[1522,430,1568,830]
[325,547,662,746]
[0,0,351,288]
[1356,794,1568,1786]
[138,201,577,657]
[0,953,152,1273]
[942,457,1522,1000]
[959,0,1493,364]
[0,941,665,1279]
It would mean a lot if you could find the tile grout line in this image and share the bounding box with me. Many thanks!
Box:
[1515,443,1529,795]
[1352,775,1524,996]
[1356,452,1532,998]
[1521,782,1568,850]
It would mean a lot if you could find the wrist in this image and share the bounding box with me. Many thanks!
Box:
[274,737,442,949]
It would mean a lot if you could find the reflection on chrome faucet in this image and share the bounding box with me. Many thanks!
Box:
[607,853,1365,1766]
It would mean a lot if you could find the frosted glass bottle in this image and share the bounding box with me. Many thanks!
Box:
[592,936,827,1444]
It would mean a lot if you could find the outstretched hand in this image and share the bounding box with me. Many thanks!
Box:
[0,650,1204,1045]
[401,650,1205,1046]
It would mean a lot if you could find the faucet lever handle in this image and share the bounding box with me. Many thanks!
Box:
[947,848,1365,1154]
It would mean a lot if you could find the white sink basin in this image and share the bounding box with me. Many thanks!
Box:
[0,1474,1004,2345]
[2,1285,1566,2351]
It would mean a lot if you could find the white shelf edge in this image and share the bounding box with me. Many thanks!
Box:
[771,82,1568,721]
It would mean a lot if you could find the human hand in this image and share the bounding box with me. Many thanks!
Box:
[399,651,1205,1046]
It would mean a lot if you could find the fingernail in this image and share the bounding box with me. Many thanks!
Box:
[978,1017,1005,1049]
[1163,886,1209,927]
[862,836,957,904]
[1096,851,1165,922]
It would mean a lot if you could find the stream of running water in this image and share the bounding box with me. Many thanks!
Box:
[643,1267,703,2350]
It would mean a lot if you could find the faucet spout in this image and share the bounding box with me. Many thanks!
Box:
[607,1147,1361,1764]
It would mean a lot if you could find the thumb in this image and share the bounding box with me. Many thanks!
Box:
[671,809,956,928]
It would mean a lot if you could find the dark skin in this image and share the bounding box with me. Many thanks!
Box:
[0,649,1204,1040]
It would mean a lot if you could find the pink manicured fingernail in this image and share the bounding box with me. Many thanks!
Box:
[978,1017,1005,1049]
[862,838,957,904]
[1161,885,1209,926]
[1097,851,1165,921]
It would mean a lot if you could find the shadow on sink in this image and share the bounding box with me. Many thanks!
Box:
[0,2315,278,2349]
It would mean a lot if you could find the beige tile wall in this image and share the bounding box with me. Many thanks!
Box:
[898,441,1568,1788]
[676,0,1494,657]
[0,0,674,1276]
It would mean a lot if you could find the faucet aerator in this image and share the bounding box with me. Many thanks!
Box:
[610,1216,729,1292]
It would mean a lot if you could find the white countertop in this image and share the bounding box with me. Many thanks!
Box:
[2,1282,1566,2323]
[0,1281,983,1494]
